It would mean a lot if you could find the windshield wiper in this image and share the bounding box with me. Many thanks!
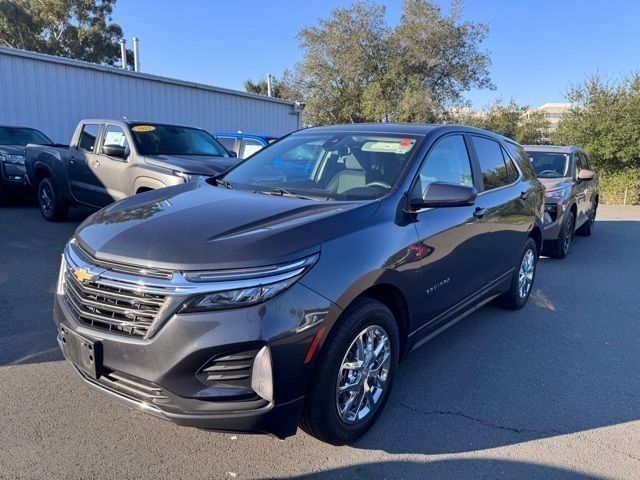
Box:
[214,177,233,189]
[254,188,320,201]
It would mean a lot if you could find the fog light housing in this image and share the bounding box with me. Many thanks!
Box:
[544,203,558,222]
[251,346,273,403]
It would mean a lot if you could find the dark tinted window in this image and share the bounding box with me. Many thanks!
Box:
[78,124,100,152]
[471,136,510,190]
[504,142,536,178]
[501,146,519,182]
[413,135,473,198]
[0,127,52,146]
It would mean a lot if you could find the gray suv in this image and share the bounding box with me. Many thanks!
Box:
[524,145,599,258]
[54,124,544,444]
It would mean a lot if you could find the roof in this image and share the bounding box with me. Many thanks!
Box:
[0,46,299,108]
[522,145,577,154]
[302,123,518,143]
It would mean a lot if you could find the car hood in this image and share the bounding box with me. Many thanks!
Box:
[75,182,380,271]
[0,145,27,155]
[539,177,572,192]
[144,154,238,176]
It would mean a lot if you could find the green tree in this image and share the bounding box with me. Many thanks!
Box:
[244,75,298,100]
[0,0,131,66]
[452,100,551,144]
[554,74,640,172]
[272,0,493,126]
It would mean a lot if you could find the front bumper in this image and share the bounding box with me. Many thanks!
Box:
[53,283,339,438]
[542,201,564,241]
[0,162,30,189]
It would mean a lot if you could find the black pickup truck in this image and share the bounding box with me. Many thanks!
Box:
[0,125,55,203]
[25,119,237,220]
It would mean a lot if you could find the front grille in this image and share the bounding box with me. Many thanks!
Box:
[99,370,171,405]
[63,264,167,337]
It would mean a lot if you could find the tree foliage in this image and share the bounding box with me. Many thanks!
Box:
[0,0,131,66]
[553,74,640,172]
[453,100,551,144]
[251,0,493,125]
[243,74,299,100]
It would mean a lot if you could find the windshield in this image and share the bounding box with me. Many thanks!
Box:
[0,127,52,146]
[528,152,570,178]
[130,124,229,157]
[222,132,421,200]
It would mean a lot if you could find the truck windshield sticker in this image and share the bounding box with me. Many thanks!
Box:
[361,139,415,154]
[131,125,156,132]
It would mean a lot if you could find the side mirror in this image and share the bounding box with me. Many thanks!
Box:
[102,144,127,158]
[410,182,477,209]
[577,169,595,182]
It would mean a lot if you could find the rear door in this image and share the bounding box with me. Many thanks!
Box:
[412,133,496,328]
[68,123,104,206]
[468,135,528,282]
[574,151,590,225]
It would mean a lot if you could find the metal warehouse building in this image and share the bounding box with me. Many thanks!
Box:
[0,47,302,143]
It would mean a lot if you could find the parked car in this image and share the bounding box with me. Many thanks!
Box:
[54,124,544,444]
[213,132,278,159]
[25,119,237,221]
[523,145,599,258]
[0,125,54,203]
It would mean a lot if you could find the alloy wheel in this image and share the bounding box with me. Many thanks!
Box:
[563,215,574,254]
[40,183,53,216]
[518,248,536,299]
[336,325,391,425]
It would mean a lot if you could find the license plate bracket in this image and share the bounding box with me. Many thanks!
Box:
[60,325,102,379]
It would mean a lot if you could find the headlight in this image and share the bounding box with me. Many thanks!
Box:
[545,186,569,200]
[179,254,319,313]
[1,154,26,165]
[173,171,209,183]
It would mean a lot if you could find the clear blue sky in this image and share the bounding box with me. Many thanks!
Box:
[114,0,640,109]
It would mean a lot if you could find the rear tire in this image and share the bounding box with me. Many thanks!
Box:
[576,202,597,236]
[499,237,538,310]
[38,177,69,221]
[300,298,399,445]
[548,210,575,259]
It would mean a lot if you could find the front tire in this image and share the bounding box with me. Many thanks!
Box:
[499,237,538,310]
[301,298,399,445]
[38,177,68,221]
[548,210,575,259]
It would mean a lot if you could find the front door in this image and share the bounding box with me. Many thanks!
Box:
[91,124,132,206]
[411,133,495,331]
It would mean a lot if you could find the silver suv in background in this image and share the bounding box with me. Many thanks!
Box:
[523,145,599,258]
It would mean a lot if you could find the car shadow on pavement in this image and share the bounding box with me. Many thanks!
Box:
[268,459,602,480]
[352,218,640,455]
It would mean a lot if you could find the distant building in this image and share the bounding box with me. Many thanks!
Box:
[537,102,571,128]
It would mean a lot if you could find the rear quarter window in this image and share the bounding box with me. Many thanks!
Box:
[504,142,536,179]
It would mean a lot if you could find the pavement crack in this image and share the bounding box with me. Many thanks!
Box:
[392,401,563,436]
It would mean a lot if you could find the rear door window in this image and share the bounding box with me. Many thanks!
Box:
[471,136,511,191]
[78,124,100,152]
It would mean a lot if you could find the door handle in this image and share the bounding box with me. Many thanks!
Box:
[473,207,487,219]
[92,160,100,167]
[520,191,529,200]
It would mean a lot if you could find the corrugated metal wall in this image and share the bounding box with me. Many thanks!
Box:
[0,47,301,143]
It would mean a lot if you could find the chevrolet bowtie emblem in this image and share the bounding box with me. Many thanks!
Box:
[73,268,95,283]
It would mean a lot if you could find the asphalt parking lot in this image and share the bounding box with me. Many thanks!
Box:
[1,201,639,480]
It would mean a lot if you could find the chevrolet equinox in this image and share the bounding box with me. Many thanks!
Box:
[54,124,544,445]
